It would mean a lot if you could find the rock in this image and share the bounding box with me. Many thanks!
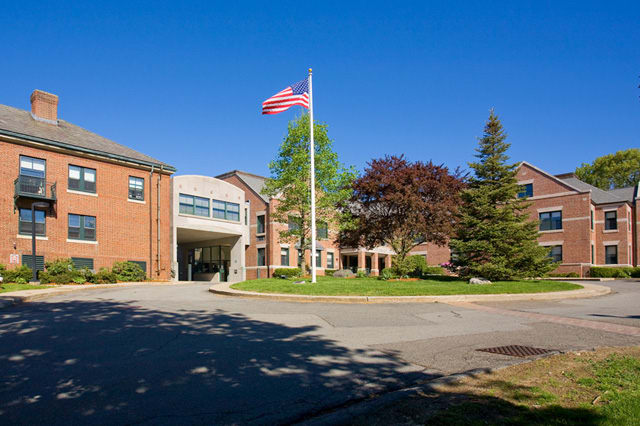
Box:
[333,269,356,279]
[469,277,492,285]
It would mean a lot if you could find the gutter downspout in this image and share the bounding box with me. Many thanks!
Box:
[149,166,154,278]
[157,166,163,277]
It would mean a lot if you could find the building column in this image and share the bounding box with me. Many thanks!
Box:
[357,249,366,272]
[385,254,392,269]
[371,252,379,276]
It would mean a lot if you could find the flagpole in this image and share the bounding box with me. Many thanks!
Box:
[308,68,317,284]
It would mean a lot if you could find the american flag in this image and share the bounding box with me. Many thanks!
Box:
[262,78,309,115]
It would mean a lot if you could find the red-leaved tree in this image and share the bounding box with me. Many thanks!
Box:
[338,155,465,271]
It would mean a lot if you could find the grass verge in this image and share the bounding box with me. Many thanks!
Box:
[0,283,52,293]
[231,276,581,296]
[349,346,640,425]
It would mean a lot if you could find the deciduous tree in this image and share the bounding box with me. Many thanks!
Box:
[262,113,356,273]
[338,155,465,271]
[575,149,640,190]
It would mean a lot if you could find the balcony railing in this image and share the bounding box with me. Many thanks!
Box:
[14,175,57,201]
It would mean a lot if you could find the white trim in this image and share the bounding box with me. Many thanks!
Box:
[279,243,290,248]
[537,206,563,213]
[127,198,146,204]
[67,189,98,197]
[603,229,619,234]
[539,241,564,246]
[593,264,632,267]
[517,179,534,185]
[528,191,582,201]
[255,210,266,216]
[603,241,619,245]
[602,206,623,211]
[539,229,563,234]
[410,250,428,255]
[17,234,48,241]
[178,212,241,225]
[563,216,590,222]
[67,239,98,245]
[256,243,266,248]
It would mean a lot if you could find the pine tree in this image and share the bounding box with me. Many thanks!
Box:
[449,110,554,280]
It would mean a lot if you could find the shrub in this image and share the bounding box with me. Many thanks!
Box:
[590,267,629,278]
[3,265,34,283]
[356,270,367,278]
[45,258,75,276]
[422,266,445,276]
[92,268,118,284]
[324,269,336,277]
[547,272,580,278]
[112,261,146,282]
[379,268,397,281]
[273,268,301,279]
[630,268,640,278]
[392,255,427,277]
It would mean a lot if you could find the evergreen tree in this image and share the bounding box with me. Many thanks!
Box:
[449,110,554,280]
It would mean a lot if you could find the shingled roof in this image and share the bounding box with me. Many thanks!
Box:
[558,176,637,204]
[216,170,269,202]
[0,104,175,171]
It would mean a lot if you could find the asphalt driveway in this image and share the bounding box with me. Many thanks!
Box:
[0,280,638,425]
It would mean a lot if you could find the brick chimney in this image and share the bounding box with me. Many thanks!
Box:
[30,90,59,124]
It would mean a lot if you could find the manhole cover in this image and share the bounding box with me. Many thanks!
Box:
[476,345,553,358]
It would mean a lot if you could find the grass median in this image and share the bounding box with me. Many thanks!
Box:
[0,283,52,293]
[349,346,640,425]
[231,276,581,296]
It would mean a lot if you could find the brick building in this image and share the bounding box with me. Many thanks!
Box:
[0,90,175,279]
[216,170,452,279]
[517,162,639,277]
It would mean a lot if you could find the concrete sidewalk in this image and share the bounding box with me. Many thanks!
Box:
[209,280,611,303]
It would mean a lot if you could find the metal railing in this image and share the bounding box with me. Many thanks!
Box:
[14,176,57,201]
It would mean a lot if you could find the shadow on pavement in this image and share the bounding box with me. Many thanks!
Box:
[0,299,433,425]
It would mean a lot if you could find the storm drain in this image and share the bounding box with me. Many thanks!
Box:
[476,345,554,358]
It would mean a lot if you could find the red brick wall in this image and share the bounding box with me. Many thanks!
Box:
[0,139,172,279]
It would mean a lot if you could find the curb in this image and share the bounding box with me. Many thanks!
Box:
[0,281,196,309]
[208,281,611,304]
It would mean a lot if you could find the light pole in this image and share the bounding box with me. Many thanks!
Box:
[30,201,49,283]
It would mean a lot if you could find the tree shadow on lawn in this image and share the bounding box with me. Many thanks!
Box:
[0,299,436,425]
[349,377,603,426]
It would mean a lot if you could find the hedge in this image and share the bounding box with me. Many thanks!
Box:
[589,266,639,278]
[0,265,34,283]
[273,268,301,278]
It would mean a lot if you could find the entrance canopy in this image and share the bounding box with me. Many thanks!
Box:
[176,227,241,245]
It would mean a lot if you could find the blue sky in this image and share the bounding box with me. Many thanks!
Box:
[1,1,638,177]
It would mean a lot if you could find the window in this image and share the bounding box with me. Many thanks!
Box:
[68,165,96,193]
[281,247,289,266]
[20,156,46,178]
[605,211,617,230]
[605,245,618,265]
[288,216,301,231]
[539,211,562,231]
[629,212,632,231]
[257,248,266,266]
[549,245,562,263]
[629,245,632,265]
[298,250,303,267]
[179,194,209,217]
[22,255,44,272]
[590,210,594,230]
[212,199,240,221]
[316,250,322,267]
[18,208,46,236]
[517,183,533,198]
[257,215,266,234]
[128,176,144,200]
[591,244,594,264]
[317,221,328,239]
[68,214,96,241]
[327,252,334,269]
[72,257,94,270]
[244,208,248,225]
[129,260,147,273]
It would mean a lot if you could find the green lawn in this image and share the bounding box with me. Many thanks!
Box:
[0,283,52,293]
[231,276,581,296]
[349,347,640,425]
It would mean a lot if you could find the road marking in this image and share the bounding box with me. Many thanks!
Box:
[449,302,640,337]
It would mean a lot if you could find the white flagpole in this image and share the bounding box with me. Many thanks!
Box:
[308,68,317,283]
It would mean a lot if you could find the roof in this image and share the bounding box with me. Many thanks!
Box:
[216,170,269,202]
[558,176,636,204]
[0,104,175,171]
